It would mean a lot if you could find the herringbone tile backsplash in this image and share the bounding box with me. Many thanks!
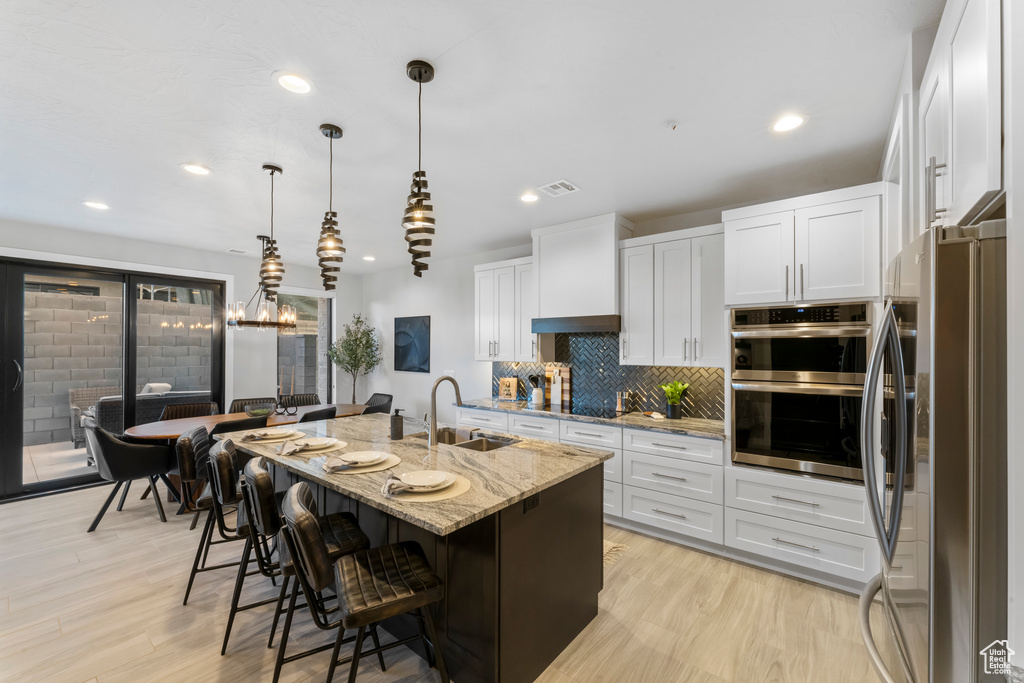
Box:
[491,332,725,420]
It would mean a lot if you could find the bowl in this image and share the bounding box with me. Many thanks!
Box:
[244,402,276,417]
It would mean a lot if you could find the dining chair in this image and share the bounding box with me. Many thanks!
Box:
[360,393,393,415]
[280,393,320,408]
[160,402,219,421]
[298,407,336,423]
[84,426,179,532]
[220,458,370,662]
[209,415,269,438]
[228,397,277,414]
[279,483,450,683]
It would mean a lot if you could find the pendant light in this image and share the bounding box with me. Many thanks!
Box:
[316,123,345,290]
[402,60,436,278]
[259,164,285,300]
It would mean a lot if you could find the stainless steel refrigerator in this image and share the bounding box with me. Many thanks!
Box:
[858,222,1008,682]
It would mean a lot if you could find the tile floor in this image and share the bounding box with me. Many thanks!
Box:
[21,441,94,485]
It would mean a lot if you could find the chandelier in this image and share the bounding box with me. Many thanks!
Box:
[402,60,436,277]
[316,123,345,290]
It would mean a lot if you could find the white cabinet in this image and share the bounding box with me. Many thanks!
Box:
[513,263,538,362]
[474,258,527,362]
[920,0,1002,228]
[621,225,726,369]
[619,244,655,365]
[723,184,883,305]
[623,485,724,545]
[454,407,509,432]
[507,413,559,440]
[794,196,881,302]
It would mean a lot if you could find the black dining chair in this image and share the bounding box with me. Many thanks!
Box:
[209,415,269,438]
[298,407,336,423]
[84,426,179,533]
[280,393,320,408]
[228,397,277,414]
[160,402,219,421]
[360,393,393,415]
[279,483,450,683]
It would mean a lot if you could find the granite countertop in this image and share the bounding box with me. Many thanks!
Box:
[459,398,726,441]
[227,414,612,536]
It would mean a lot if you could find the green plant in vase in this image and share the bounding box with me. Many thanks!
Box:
[659,380,689,419]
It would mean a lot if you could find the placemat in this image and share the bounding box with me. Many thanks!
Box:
[315,453,401,475]
[387,474,471,502]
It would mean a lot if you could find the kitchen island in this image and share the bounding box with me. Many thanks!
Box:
[229,413,613,683]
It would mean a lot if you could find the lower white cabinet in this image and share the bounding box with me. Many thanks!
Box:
[623,485,724,544]
[601,450,623,484]
[604,481,623,517]
[507,413,560,440]
[623,451,722,505]
[724,507,879,584]
[560,421,623,449]
[725,467,871,537]
[454,407,509,432]
[623,428,724,466]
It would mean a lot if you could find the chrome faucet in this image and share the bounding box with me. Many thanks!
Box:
[429,375,462,447]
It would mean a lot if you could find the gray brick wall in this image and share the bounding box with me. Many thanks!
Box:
[23,293,212,446]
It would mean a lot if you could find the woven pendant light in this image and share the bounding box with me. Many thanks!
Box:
[258,164,285,301]
[316,124,345,290]
[402,60,436,277]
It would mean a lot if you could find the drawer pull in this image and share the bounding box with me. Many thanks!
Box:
[771,495,820,508]
[890,565,904,571]
[652,471,688,482]
[772,537,820,552]
[519,424,546,430]
[652,507,687,519]
[652,442,687,450]
[575,431,604,439]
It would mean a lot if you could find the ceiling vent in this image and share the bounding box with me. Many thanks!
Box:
[226,248,246,254]
[537,179,580,198]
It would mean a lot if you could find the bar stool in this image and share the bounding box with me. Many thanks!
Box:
[280,483,450,683]
[219,457,370,659]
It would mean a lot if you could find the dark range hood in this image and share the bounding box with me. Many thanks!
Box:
[531,315,621,334]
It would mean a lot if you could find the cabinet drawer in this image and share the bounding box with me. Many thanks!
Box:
[887,545,919,592]
[622,485,723,544]
[726,467,870,537]
[454,408,509,432]
[724,508,879,584]
[604,481,623,517]
[560,421,622,449]
[508,414,559,440]
[624,451,722,504]
[603,450,623,484]
[623,429,724,466]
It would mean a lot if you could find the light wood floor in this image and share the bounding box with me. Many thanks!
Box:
[0,483,891,683]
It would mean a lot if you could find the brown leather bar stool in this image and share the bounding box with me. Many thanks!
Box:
[219,457,370,659]
[280,483,450,683]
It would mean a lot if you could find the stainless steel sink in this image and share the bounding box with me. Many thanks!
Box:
[454,436,519,452]
[408,427,459,444]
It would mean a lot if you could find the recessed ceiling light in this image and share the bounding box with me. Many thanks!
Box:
[362,256,376,261]
[772,114,805,132]
[520,192,539,203]
[181,163,212,175]
[273,71,312,94]
[82,200,109,210]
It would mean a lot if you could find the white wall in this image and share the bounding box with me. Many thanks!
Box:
[358,244,530,425]
[0,216,357,404]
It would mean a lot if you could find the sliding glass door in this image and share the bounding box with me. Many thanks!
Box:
[0,260,225,499]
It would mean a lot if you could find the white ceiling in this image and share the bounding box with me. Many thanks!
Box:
[0,0,944,274]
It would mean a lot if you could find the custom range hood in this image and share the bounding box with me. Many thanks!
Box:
[530,213,633,334]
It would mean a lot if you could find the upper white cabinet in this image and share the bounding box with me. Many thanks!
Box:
[619,245,655,366]
[513,262,539,362]
[474,261,518,362]
[723,183,884,306]
[619,225,726,369]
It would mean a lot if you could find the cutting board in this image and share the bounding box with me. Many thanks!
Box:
[544,366,571,407]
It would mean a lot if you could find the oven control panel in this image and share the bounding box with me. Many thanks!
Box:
[733,303,868,327]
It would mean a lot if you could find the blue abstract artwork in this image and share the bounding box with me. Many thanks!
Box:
[394,316,430,373]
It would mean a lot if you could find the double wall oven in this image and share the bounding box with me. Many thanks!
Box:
[731,303,874,481]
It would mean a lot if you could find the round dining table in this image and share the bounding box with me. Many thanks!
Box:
[123,403,366,440]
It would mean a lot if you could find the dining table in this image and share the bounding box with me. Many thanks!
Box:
[123,403,366,440]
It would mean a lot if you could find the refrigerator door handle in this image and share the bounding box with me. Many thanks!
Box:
[861,301,893,553]
[859,575,899,683]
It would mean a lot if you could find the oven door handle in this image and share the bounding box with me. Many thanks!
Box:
[730,381,864,397]
[731,326,871,339]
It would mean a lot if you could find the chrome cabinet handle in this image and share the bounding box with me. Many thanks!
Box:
[12,359,24,391]
[890,565,904,571]
[771,494,819,507]
[683,338,688,361]
[575,431,604,439]
[773,537,820,552]
[693,338,698,360]
[785,265,789,299]
[495,340,499,357]
[800,263,804,299]
[933,157,948,221]
[652,442,686,450]
[531,339,536,359]
[653,507,687,519]
[488,341,493,357]
[652,471,687,482]
[519,424,545,431]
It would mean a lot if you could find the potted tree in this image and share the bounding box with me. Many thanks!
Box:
[659,380,689,419]
[328,314,383,404]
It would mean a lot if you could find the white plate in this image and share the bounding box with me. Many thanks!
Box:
[247,427,297,439]
[294,437,339,451]
[335,451,389,465]
[397,470,456,490]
